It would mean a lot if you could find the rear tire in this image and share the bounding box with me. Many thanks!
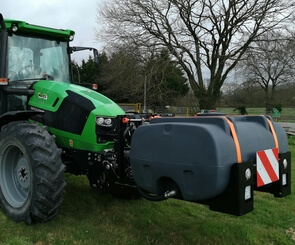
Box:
[0,121,65,224]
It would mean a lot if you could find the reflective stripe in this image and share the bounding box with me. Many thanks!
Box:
[224,117,242,163]
[266,118,279,151]
[256,148,279,187]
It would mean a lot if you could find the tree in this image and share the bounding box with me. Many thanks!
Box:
[144,49,189,107]
[99,47,144,102]
[97,0,295,109]
[241,31,295,110]
[72,53,108,90]
[99,47,189,104]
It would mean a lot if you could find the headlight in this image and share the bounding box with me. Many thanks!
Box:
[96,117,113,127]
[96,117,104,125]
[104,118,112,126]
[12,24,18,32]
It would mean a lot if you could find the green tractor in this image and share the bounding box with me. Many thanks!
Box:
[0,14,291,224]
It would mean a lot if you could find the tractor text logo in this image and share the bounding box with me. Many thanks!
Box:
[38,92,48,100]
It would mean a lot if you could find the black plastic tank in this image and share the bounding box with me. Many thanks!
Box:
[130,115,288,201]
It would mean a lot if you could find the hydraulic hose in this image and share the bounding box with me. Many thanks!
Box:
[137,186,178,202]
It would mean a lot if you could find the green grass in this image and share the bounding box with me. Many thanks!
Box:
[1,144,295,244]
[217,107,267,115]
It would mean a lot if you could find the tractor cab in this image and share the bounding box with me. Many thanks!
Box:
[7,33,71,82]
[0,17,75,114]
[7,32,73,112]
[0,16,98,114]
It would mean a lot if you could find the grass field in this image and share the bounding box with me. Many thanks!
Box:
[165,107,295,121]
[217,107,295,121]
[0,141,295,244]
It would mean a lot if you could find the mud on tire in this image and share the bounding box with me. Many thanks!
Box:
[0,121,65,224]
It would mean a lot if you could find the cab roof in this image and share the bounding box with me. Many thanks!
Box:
[3,19,75,41]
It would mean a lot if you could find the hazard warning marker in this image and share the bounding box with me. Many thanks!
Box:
[256,148,279,187]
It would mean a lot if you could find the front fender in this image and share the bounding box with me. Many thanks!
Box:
[0,110,42,129]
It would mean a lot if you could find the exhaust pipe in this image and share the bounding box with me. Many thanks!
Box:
[0,13,8,78]
[0,14,7,31]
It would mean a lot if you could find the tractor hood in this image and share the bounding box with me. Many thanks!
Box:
[29,80,125,116]
[28,80,125,139]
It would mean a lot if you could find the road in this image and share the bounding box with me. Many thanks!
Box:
[279,122,295,135]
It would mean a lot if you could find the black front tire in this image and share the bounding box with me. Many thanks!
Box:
[0,121,65,224]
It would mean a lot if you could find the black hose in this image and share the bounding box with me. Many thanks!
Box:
[137,186,178,202]
[137,186,167,202]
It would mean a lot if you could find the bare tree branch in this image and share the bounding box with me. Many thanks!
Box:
[241,30,295,108]
[97,0,295,108]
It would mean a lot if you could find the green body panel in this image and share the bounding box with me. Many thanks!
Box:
[29,80,125,151]
[29,81,68,112]
[49,126,115,152]
[29,80,125,114]
[3,19,74,41]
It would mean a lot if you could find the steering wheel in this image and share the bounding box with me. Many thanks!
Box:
[18,65,42,79]
[18,65,54,80]
[42,72,54,80]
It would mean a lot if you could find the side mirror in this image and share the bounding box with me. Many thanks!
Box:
[69,46,99,65]
[93,49,99,64]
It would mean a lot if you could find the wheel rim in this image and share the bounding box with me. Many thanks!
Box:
[0,144,31,208]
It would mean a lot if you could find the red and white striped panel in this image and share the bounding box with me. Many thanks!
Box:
[256,148,279,187]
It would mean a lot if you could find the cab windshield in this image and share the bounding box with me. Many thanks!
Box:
[8,34,70,82]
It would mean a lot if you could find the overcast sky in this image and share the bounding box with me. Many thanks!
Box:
[1,0,101,63]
